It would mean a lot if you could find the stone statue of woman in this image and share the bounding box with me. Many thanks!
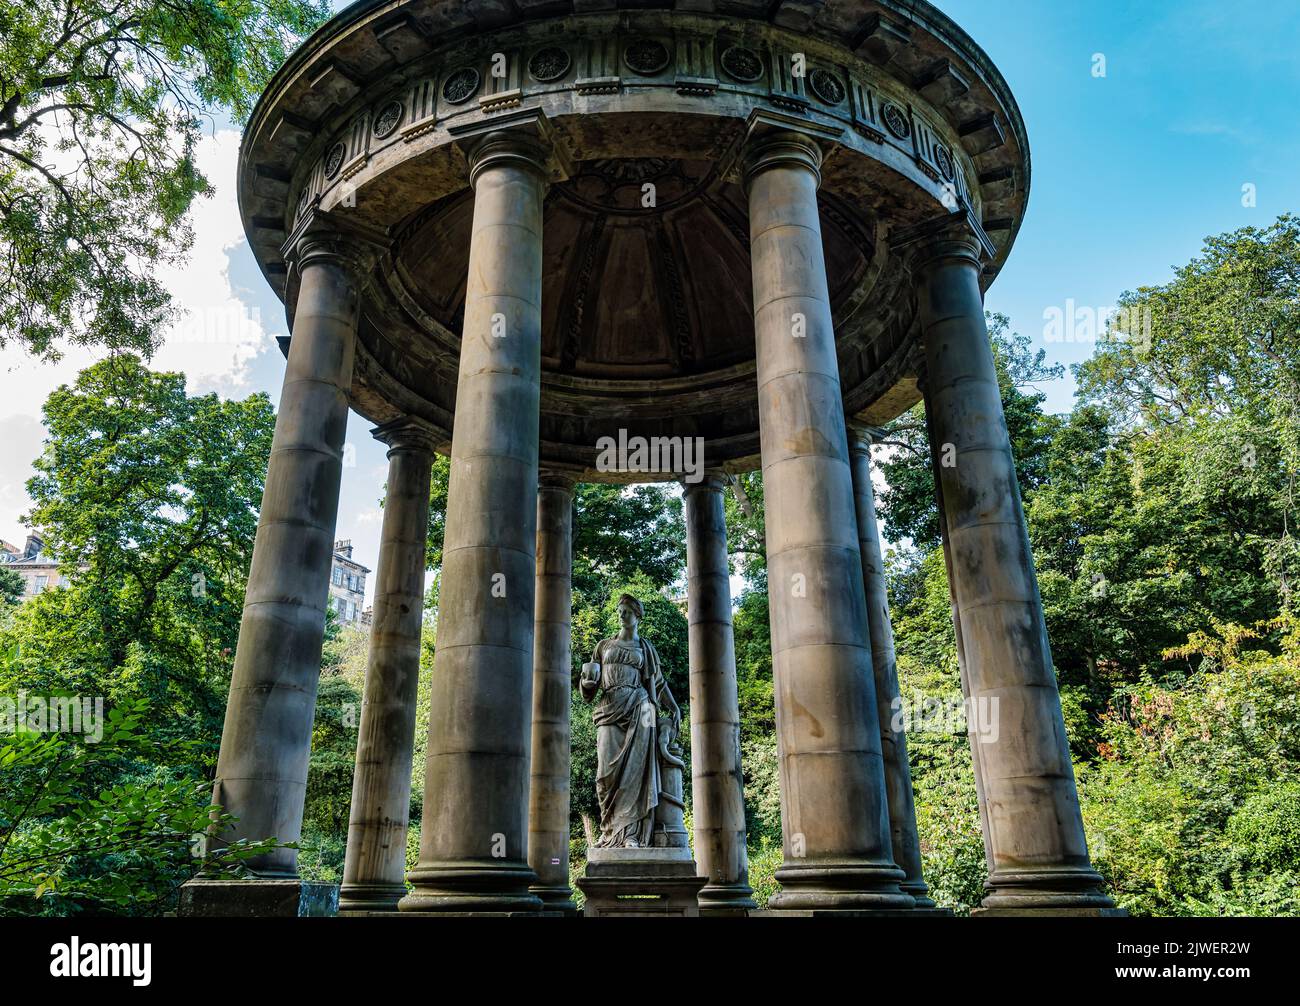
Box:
[580,593,683,849]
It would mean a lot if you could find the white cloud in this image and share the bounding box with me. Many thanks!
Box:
[0,128,270,547]
[151,129,269,391]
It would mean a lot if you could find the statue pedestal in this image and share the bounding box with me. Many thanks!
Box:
[576,847,707,917]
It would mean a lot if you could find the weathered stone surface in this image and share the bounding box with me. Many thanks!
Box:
[577,849,707,917]
[579,594,685,851]
[236,3,1030,476]
[746,130,910,913]
[213,0,1118,921]
[401,132,548,914]
[684,474,754,914]
[527,473,578,914]
[914,232,1115,914]
[209,225,368,878]
[848,428,936,910]
[339,418,437,912]
[178,879,338,918]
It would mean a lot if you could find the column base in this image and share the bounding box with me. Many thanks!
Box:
[178,877,338,917]
[768,859,915,912]
[902,880,941,910]
[337,882,406,914]
[978,867,1119,915]
[753,907,952,917]
[698,881,757,916]
[973,906,1128,917]
[399,862,543,914]
[530,883,581,917]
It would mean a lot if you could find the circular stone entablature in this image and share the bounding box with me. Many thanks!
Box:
[238,0,1029,480]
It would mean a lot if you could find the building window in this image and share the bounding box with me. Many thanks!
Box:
[34,575,48,593]
[333,567,343,586]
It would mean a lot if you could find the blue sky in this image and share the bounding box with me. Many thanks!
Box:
[1,0,1296,598]
[940,0,1300,409]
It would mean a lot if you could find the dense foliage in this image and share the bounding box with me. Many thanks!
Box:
[0,355,275,912]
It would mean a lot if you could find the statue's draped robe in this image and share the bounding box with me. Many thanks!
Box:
[589,636,665,847]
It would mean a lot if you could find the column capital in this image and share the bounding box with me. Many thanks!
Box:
[282,208,389,278]
[846,422,887,455]
[732,108,843,190]
[890,212,996,276]
[682,469,730,494]
[450,109,572,187]
[537,469,577,494]
[370,416,441,457]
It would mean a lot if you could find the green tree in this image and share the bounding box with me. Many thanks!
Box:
[0,0,328,358]
[0,699,280,915]
[2,354,274,761]
[1080,620,1300,917]
[0,566,22,607]
[876,313,1063,549]
[571,483,684,599]
[1076,214,1300,610]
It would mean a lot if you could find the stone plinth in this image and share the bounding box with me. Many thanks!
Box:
[576,848,708,917]
[973,906,1128,918]
[178,878,338,917]
[753,907,954,918]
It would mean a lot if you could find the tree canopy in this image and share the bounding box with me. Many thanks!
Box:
[0,0,328,358]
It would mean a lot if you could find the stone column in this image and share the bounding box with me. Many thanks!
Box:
[847,427,935,909]
[527,472,577,914]
[684,473,755,915]
[744,130,911,912]
[912,228,1115,914]
[338,418,437,912]
[921,384,996,877]
[208,219,369,879]
[401,131,547,914]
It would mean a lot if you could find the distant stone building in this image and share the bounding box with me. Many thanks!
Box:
[0,534,67,599]
[329,539,369,625]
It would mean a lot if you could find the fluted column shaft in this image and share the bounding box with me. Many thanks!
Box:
[745,130,910,911]
[848,430,934,908]
[914,233,1113,913]
[684,474,755,914]
[339,419,436,911]
[401,132,547,913]
[527,473,577,913]
[211,232,362,875]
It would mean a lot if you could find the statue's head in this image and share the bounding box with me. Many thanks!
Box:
[616,593,644,632]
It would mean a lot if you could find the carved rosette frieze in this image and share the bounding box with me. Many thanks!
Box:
[442,67,481,105]
[529,46,571,83]
[623,38,671,76]
[720,45,763,84]
[281,12,989,239]
[808,68,846,106]
[373,100,403,139]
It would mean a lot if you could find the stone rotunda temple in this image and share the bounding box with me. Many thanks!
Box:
[192,0,1119,916]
